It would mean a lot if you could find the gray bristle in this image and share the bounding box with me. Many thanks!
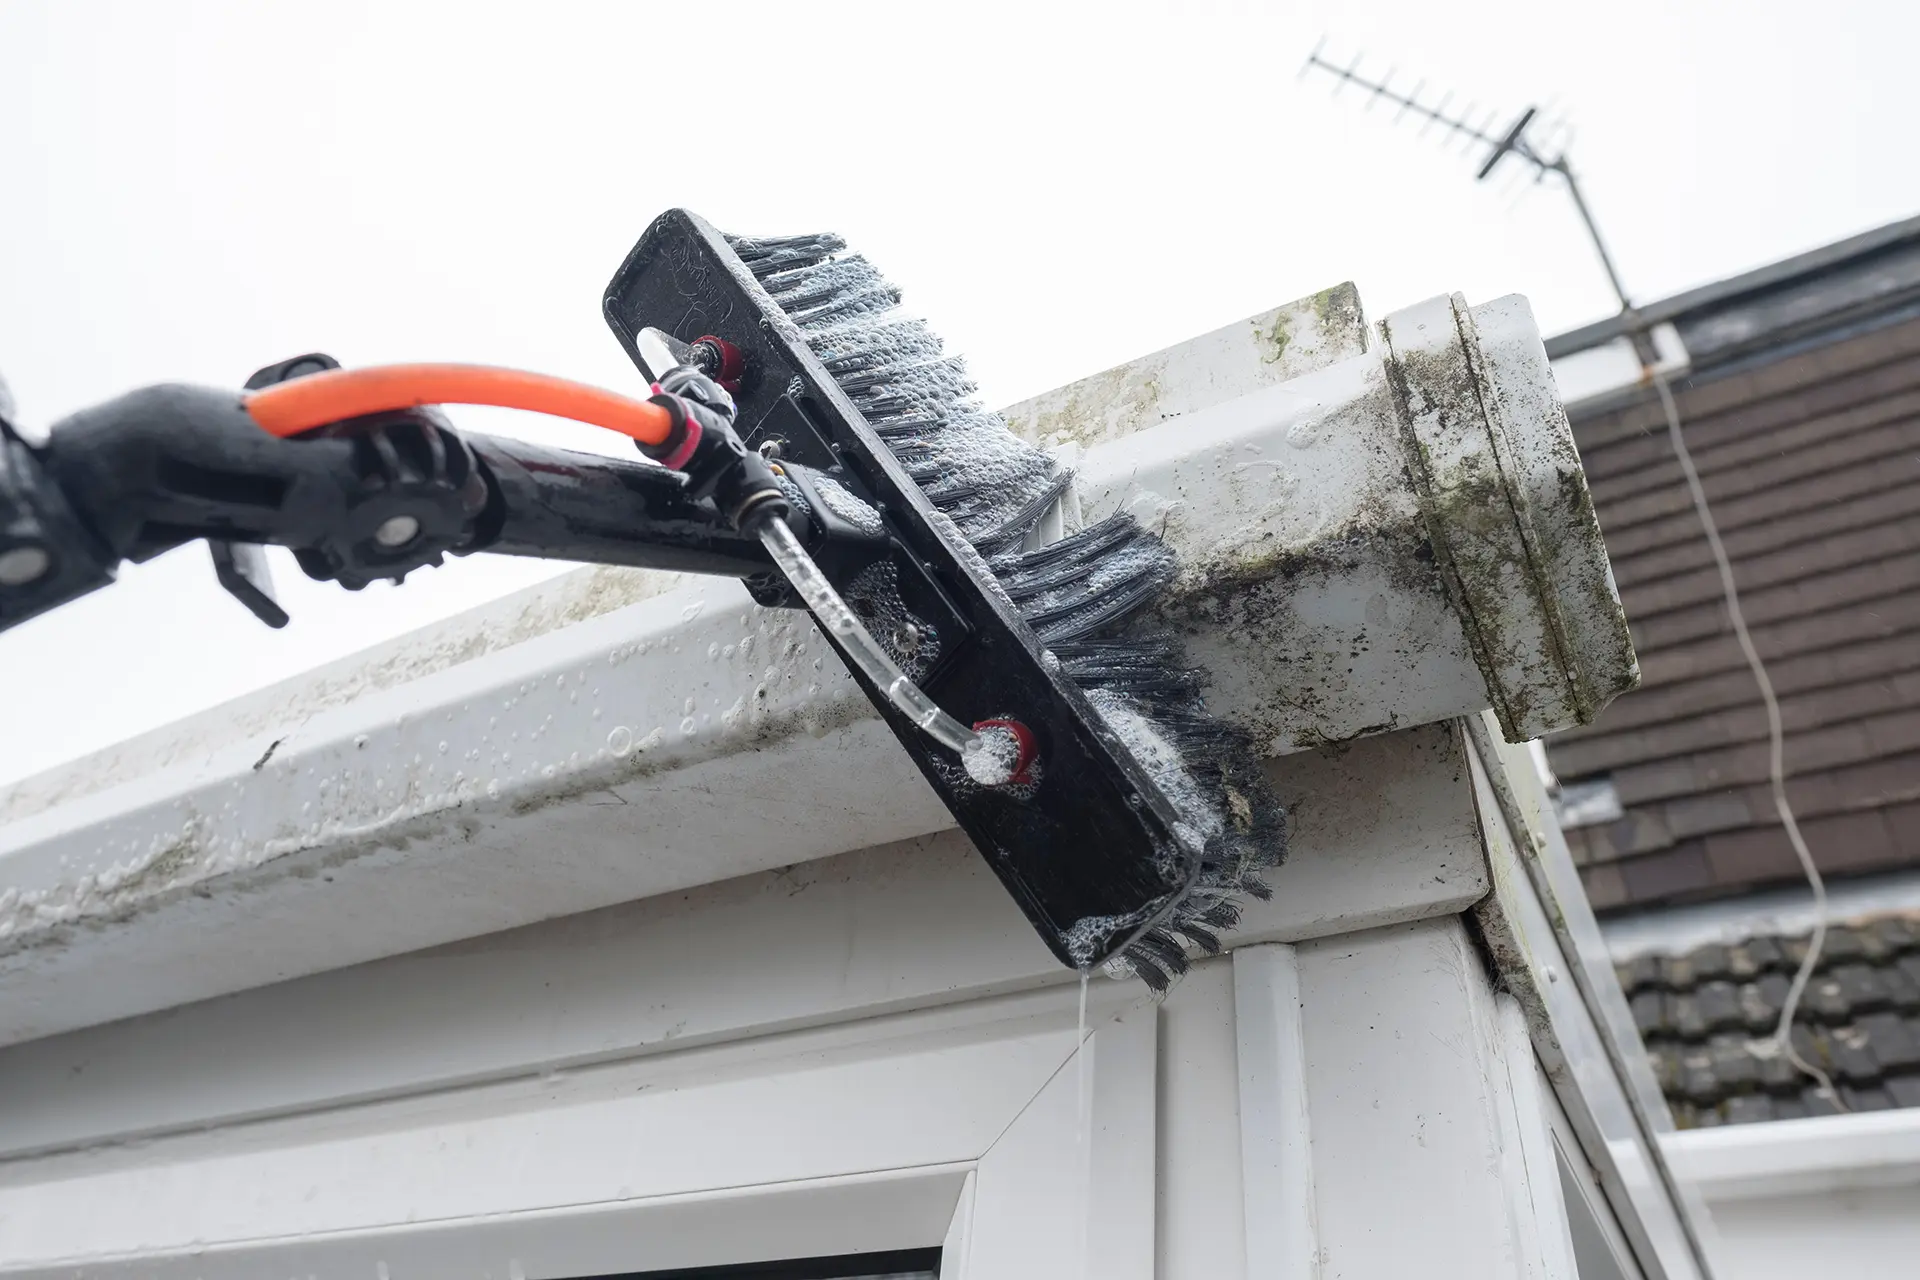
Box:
[729,230,1287,989]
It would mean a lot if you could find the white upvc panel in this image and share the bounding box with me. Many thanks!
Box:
[1659,1100,1920,1280]
[5,1168,967,1280]
[940,1171,978,1277]
[1665,1108,1920,1201]
[1082,1001,1160,1280]
[0,1021,1051,1271]
[1297,917,1528,1280]
[1233,944,1318,1280]
[0,723,1483,1163]
[0,984,1158,1279]
[1494,994,1581,1280]
[960,999,1158,1280]
[1553,1123,1643,1280]
[1464,718,1716,1280]
[1156,956,1250,1278]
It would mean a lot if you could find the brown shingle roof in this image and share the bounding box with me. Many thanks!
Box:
[1547,292,1920,912]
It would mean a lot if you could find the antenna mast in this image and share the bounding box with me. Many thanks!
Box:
[1303,41,1637,323]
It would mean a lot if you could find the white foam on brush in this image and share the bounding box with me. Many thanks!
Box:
[961,724,1022,786]
[1085,687,1225,847]
[811,475,886,536]
[793,312,1059,541]
[1062,909,1151,969]
[1049,688,1235,972]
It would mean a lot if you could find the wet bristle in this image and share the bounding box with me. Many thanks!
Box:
[729,230,1287,991]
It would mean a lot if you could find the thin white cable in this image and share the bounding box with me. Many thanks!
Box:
[1650,369,1844,1109]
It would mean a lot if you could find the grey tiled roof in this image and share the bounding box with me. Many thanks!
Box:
[1616,913,1920,1126]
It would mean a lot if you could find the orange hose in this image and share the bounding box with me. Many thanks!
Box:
[244,363,674,445]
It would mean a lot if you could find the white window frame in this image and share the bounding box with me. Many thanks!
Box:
[0,985,1157,1280]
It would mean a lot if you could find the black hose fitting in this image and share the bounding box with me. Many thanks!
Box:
[643,365,788,530]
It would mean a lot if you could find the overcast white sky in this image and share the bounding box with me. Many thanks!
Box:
[1,0,1913,785]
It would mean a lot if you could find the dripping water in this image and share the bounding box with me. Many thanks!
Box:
[1076,967,1093,1268]
[1076,968,1091,1132]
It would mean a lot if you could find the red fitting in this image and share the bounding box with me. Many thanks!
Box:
[973,718,1039,785]
[645,384,705,471]
[694,335,747,393]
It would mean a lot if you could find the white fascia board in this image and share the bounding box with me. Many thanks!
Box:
[0,586,942,1042]
[0,723,1483,1160]
[1665,1108,1920,1201]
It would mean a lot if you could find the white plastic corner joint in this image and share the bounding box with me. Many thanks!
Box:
[1055,290,1638,753]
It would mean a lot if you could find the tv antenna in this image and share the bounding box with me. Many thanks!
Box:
[1302,40,1643,345]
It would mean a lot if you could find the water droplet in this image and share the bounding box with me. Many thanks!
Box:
[683,697,696,714]
[607,726,633,755]
[679,716,697,734]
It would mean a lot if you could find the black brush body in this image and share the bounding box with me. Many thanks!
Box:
[604,210,1285,988]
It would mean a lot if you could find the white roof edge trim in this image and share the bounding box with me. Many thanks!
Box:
[1665,1107,1920,1200]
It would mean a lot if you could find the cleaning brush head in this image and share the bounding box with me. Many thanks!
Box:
[605,211,1286,989]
